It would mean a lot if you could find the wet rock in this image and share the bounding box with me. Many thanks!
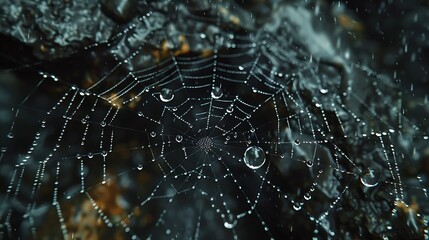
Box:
[100,0,138,23]
[0,0,116,59]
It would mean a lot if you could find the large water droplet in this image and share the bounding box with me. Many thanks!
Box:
[223,214,237,229]
[160,88,174,102]
[137,164,143,170]
[175,135,183,143]
[243,146,266,169]
[360,168,380,187]
[211,87,223,99]
[226,105,234,113]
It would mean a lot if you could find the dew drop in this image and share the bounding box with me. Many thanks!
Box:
[320,88,329,94]
[211,87,223,99]
[243,146,266,169]
[226,105,234,113]
[293,202,302,211]
[223,214,237,229]
[175,135,183,143]
[7,133,13,139]
[100,121,106,127]
[160,88,174,102]
[304,193,312,200]
[294,139,301,145]
[360,168,380,187]
[137,164,143,170]
[101,150,108,157]
[150,131,156,137]
[88,153,93,159]
[76,154,81,159]
[238,66,244,71]
[81,118,87,124]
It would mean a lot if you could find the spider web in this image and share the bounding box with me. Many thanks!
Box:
[0,1,428,239]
